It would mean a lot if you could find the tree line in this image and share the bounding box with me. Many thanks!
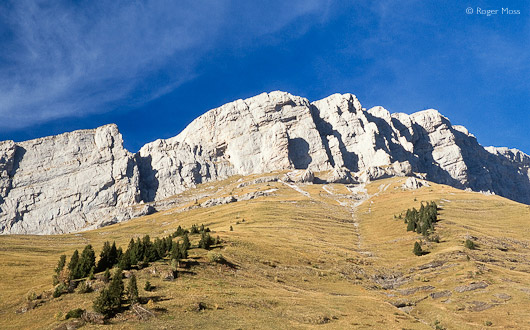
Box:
[52,223,220,317]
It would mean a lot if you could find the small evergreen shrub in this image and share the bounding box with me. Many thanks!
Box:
[207,251,225,263]
[77,280,92,294]
[144,281,153,292]
[65,308,84,319]
[465,239,476,250]
[53,283,67,298]
[413,242,423,256]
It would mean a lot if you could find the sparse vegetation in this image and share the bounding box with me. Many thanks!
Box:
[465,239,476,250]
[144,281,153,292]
[65,308,84,319]
[413,241,423,256]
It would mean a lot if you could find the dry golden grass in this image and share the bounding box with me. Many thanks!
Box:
[1,174,530,329]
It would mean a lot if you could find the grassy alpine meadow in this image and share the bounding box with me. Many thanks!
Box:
[1,174,530,329]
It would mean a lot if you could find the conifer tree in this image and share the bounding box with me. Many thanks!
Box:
[165,236,173,253]
[108,268,124,308]
[199,232,213,249]
[109,242,118,266]
[413,242,423,256]
[93,288,119,317]
[103,268,111,283]
[127,274,139,304]
[77,245,96,278]
[171,242,181,260]
[128,238,138,266]
[88,266,95,280]
[190,224,199,234]
[68,250,80,279]
[181,234,190,251]
[97,241,111,272]
[55,255,66,275]
[118,250,132,270]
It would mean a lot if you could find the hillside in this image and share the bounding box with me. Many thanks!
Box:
[1,174,530,329]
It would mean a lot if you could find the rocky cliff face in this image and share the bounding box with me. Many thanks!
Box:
[0,125,141,234]
[1,91,529,234]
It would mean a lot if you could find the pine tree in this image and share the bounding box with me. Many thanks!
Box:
[128,238,138,266]
[413,242,423,256]
[127,274,139,304]
[171,242,181,260]
[173,225,186,237]
[109,242,118,266]
[77,245,96,278]
[108,268,124,309]
[55,255,66,275]
[116,247,123,262]
[165,236,173,254]
[199,232,213,249]
[135,238,143,263]
[103,268,111,283]
[118,250,132,270]
[68,250,80,279]
[181,234,190,251]
[190,224,199,234]
[88,266,95,280]
[93,288,119,317]
[179,242,188,259]
[406,219,415,232]
[97,241,111,272]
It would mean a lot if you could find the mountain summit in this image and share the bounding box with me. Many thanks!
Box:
[1,91,529,234]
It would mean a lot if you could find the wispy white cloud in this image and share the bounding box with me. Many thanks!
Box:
[0,0,328,130]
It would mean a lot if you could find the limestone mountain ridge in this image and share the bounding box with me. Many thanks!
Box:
[1,91,529,234]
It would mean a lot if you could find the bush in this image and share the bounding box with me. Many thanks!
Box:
[65,308,84,319]
[190,224,199,234]
[413,242,423,256]
[144,281,153,292]
[465,239,476,250]
[26,291,38,301]
[53,283,67,298]
[77,281,92,294]
[207,251,225,263]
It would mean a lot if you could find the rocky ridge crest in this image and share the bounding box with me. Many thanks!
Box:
[1,91,529,234]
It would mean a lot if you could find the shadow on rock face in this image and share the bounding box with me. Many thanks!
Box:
[288,137,312,169]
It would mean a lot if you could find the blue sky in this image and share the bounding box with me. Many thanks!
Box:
[0,0,528,153]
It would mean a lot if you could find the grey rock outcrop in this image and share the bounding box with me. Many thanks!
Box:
[402,177,430,190]
[0,124,140,234]
[1,91,530,234]
[137,92,330,201]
